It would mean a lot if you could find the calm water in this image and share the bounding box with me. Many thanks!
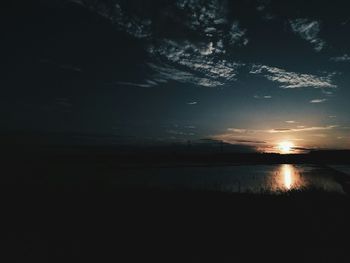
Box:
[114,164,344,194]
[329,165,350,176]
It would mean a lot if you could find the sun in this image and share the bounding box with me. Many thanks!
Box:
[278,141,294,154]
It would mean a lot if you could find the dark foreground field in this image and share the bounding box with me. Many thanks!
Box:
[2,154,350,262]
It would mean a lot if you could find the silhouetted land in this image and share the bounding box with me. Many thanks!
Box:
[2,146,350,262]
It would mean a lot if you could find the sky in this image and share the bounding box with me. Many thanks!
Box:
[2,0,350,152]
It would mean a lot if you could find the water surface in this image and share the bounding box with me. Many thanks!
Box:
[329,165,350,176]
[113,164,344,194]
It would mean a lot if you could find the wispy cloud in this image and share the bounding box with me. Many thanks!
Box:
[211,133,266,145]
[74,0,248,88]
[149,39,244,87]
[253,95,272,99]
[330,54,350,62]
[322,90,334,95]
[268,125,337,133]
[312,134,327,138]
[289,18,326,52]
[116,81,155,88]
[148,62,224,88]
[227,125,338,134]
[167,130,195,136]
[234,139,266,144]
[250,65,336,89]
[227,128,247,133]
[310,98,327,103]
[285,120,297,123]
[187,101,198,105]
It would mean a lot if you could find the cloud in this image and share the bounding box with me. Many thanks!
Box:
[75,0,250,50]
[167,130,195,136]
[285,120,296,123]
[148,62,224,88]
[292,146,314,151]
[175,1,248,46]
[227,128,247,133]
[256,0,275,21]
[289,19,326,52]
[228,21,249,46]
[198,138,258,152]
[268,125,337,133]
[148,39,244,87]
[199,42,215,55]
[253,95,272,99]
[78,1,152,39]
[209,135,266,145]
[330,54,350,62]
[116,81,155,88]
[175,0,227,30]
[234,139,266,144]
[227,125,338,134]
[187,101,198,105]
[250,64,336,89]
[310,98,327,103]
[271,128,290,132]
[322,90,334,95]
[312,134,327,138]
[75,0,248,88]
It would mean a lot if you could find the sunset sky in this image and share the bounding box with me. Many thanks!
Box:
[3,0,350,153]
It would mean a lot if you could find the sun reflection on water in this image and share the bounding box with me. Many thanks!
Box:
[270,164,306,191]
[283,164,293,190]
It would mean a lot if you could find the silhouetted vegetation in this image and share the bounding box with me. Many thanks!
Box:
[2,149,350,262]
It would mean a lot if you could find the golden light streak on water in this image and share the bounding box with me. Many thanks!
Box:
[282,164,293,190]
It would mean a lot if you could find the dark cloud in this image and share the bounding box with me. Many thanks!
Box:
[198,138,258,152]
[234,139,266,144]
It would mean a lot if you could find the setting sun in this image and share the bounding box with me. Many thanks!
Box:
[278,141,294,154]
